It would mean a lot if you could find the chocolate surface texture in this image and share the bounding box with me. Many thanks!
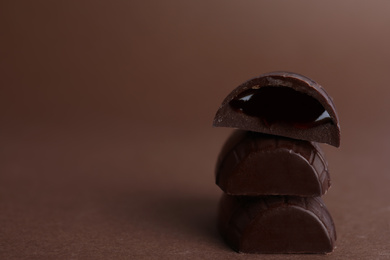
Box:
[218,194,336,254]
[213,71,339,254]
[216,130,330,196]
[213,71,340,147]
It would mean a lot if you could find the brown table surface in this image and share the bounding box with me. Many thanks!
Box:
[2,1,390,259]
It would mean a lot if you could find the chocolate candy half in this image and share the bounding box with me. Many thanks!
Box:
[218,194,336,254]
[216,130,330,196]
[213,72,340,147]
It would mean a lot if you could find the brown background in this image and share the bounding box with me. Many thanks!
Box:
[1,1,390,259]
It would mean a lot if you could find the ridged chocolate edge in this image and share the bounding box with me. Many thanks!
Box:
[215,130,331,196]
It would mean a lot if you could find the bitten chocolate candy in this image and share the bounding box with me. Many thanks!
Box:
[213,72,340,147]
[218,194,336,254]
[216,130,330,197]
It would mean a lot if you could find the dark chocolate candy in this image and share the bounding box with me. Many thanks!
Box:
[216,130,330,197]
[213,72,340,147]
[216,130,330,196]
[218,194,336,254]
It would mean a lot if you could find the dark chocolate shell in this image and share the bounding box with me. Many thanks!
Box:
[216,130,330,197]
[218,194,336,254]
[213,72,340,147]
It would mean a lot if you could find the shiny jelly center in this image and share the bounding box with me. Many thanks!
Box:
[229,86,332,128]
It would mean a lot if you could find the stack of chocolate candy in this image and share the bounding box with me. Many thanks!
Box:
[213,72,340,254]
